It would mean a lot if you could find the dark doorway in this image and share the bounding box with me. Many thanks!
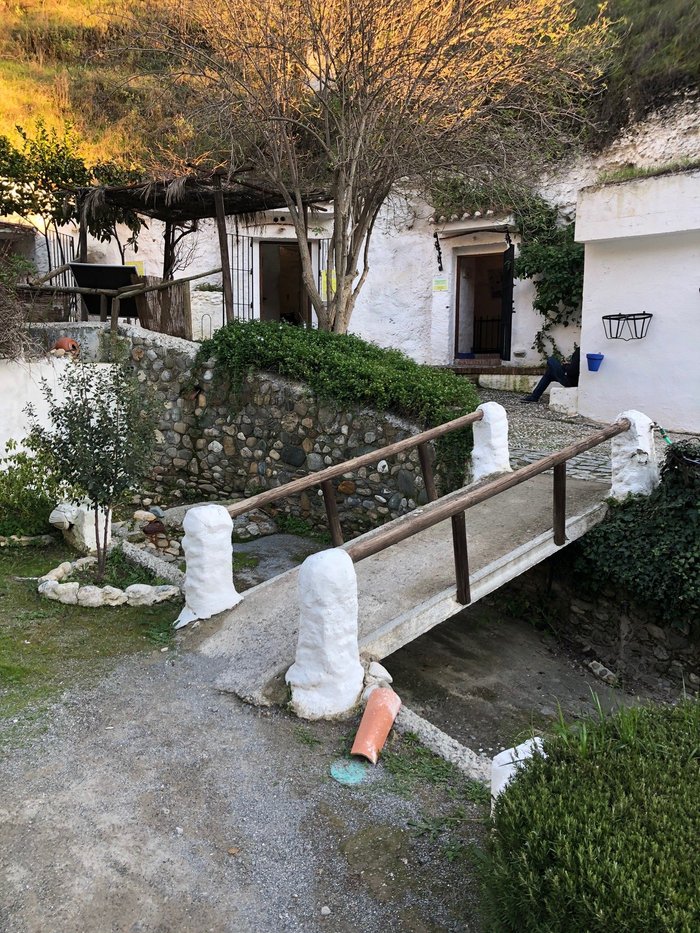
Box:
[454,248,514,360]
[259,241,308,325]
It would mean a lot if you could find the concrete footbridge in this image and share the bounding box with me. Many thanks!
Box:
[187,405,658,707]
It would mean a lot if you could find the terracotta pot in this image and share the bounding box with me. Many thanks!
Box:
[52,337,80,356]
[351,687,402,764]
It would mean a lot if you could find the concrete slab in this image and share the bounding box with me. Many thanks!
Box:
[193,475,609,704]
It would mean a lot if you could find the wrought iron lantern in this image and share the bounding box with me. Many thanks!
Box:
[601,312,653,341]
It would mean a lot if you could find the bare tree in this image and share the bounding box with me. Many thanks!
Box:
[130,0,608,332]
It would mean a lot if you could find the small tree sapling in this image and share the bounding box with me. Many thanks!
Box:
[26,361,157,580]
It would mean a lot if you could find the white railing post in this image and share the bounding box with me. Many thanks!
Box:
[611,410,659,499]
[286,549,364,719]
[471,402,512,482]
[175,504,242,629]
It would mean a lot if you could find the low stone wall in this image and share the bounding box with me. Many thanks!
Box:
[121,325,431,535]
[496,558,700,692]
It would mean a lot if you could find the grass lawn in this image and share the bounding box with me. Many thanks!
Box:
[0,543,179,748]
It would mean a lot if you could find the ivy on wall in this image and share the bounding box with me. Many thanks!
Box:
[429,178,585,360]
[513,199,584,359]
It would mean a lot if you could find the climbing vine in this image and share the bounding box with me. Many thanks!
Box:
[514,199,584,359]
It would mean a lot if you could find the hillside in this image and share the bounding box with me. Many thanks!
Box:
[0,0,698,164]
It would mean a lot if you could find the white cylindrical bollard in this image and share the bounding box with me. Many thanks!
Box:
[471,402,512,482]
[174,504,242,629]
[286,548,365,719]
[611,410,659,500]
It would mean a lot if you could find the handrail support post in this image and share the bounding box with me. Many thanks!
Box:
[321,479,344,547]
[417,441,438,502]
[553,461,566,546]
[451,512,471,605]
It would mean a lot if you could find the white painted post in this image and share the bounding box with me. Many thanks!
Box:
[471,402,512,482]
[174,504,242,629]
[611,410,659,500]
[490,737,544,812]
[286,548,365,720]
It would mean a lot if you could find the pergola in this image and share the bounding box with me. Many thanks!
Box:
[77,170,326,325]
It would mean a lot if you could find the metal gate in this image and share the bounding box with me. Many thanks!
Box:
[47,231,78,319]
[227,233,255,321]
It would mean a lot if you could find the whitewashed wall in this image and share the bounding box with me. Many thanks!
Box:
[16,97,696,368]
[0,357,72,458]
[0,357,115,459]
[575,170,700,433]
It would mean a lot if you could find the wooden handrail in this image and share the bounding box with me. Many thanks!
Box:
[345,418,630,564]
[227,408,484,520]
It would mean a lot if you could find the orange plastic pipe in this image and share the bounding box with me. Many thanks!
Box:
[351,687,402,764]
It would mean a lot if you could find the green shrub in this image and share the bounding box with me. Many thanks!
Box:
[0,441,70,536]
[199,321,480,489]
[575,440,700,632]
[482,699,700,932]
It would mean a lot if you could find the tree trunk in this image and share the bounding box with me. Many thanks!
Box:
[94,506,105,583]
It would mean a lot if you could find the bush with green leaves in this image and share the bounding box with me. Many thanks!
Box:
[575,440,700,632]
[26,362,157,579]
[482,699,700,932]
[0,441,72,537]
[199,321,480,489]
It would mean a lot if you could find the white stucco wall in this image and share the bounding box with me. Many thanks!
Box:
[11,97,695,369]
[0,357,115,459]
[575,170,700,433]
[349,203,436,362]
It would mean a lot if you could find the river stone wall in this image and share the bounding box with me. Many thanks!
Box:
[120,325,431,535]
[497,559,700,694]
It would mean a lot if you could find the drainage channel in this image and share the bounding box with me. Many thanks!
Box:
[382,595,634,759]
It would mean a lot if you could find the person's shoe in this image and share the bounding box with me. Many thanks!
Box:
[520,395,538,403]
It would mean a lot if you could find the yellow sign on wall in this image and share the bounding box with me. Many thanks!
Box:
[125,260,145,277]
[321,269,337,300]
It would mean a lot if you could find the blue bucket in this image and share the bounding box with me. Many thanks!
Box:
[586,352,604,372]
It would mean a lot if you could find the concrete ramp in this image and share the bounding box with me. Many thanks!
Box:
[192,474,608,704]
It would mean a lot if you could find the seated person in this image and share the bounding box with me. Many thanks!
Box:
[521,347,580,403]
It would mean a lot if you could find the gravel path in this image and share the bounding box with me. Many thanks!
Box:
[479,388,696,482]
[0,649,484,933]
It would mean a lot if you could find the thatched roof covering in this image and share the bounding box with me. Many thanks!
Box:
[81,173,325,224]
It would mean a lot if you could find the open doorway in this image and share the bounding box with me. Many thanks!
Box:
[259,241,309,325]
[454,247,514,360]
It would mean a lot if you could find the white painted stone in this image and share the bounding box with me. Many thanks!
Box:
[101,586,128,606]
[286,548,365,719]
[153,585,182,603]
[548,385,579,416]
[471,402,512,482]
[367,661,393,683]
[611,410,659,500]
[38,580,79,605]
[125,583,180,606]
[50,501,111,555]
[377,460,389,474]
[39,560,74,583]
[48,504,73,531]
[491,737,544,810]
[175,505,242,629]
[77,585,106,608]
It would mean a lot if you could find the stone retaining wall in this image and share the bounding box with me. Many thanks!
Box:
[497,558,700,693]
[121,325,432,535]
